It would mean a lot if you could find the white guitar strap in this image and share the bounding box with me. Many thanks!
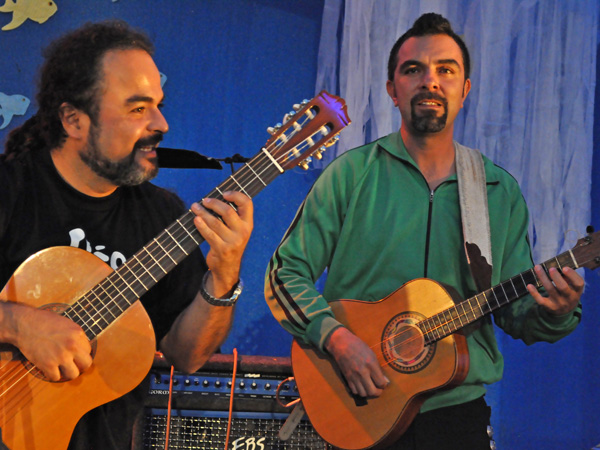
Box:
[454,142,493,291]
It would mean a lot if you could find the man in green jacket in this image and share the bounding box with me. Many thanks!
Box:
[265,12,583,450]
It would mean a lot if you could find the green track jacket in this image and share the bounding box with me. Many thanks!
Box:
[265,131,580,411]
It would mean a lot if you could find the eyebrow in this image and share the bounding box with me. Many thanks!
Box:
[399,58,461,71]
[125,94,165,105]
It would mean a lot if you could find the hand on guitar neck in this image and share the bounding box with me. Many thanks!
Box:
[527,265,584,316]
[325,326,390,398]
[0,301,92,381]
[190,191,253,298]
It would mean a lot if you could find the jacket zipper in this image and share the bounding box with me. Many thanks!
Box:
[423,190,434,277]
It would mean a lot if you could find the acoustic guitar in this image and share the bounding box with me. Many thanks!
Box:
[292,229,600,450]
[0,91,350,450]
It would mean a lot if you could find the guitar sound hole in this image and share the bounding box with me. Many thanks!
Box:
[391,324,425,361]
[381,312,435,374]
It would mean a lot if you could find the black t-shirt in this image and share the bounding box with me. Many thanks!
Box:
[0,149,207,449]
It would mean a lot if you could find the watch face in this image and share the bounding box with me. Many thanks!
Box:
[201,279,242,306]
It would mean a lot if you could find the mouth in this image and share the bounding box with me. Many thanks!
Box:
[417,100,443,107]
[134,133,163,156]
[137,145,157,153]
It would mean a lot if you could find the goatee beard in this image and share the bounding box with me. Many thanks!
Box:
[79,127,161,186]
[410,93,448,133]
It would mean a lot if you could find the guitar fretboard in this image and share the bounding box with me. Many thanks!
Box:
[63,151,283,340]
[55,92,350,340]
[419,249,579,344]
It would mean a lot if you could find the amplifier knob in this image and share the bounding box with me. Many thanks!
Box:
[264,383,272,390]
[215,380,222,388]
[251,382,258,390]
[239,381,246,389]
[184,379,191,386]
[202,380,210,387]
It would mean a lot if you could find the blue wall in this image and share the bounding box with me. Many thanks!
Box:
[0,0,325,356]
[1,2,599,448]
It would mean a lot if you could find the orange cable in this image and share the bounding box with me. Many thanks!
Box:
[224,348,238,450]
[164,364,174,450]
[275,376,300,408]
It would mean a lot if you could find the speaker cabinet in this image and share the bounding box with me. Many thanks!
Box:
[137,353,331,449]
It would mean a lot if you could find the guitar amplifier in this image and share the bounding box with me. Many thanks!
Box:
[136,353,331,450]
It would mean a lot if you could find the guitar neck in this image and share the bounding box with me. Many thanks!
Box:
[420,247,580,345]
[58,90,351,341]
[63,152,284,340]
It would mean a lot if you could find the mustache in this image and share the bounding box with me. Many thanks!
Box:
[410,92,448,108]
[134,133,164,150]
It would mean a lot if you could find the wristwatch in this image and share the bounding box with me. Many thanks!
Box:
[200,272,243,307]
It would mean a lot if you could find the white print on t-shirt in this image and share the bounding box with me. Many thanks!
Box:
[69,228,126,270]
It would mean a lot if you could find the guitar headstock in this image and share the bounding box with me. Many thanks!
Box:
[263,90,351,171]
[572,229,600,270]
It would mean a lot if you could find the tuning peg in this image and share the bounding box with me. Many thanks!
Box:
[267,123,283,135]
[325,134,340,147]
[283,111,297,124]
[299,157,313,170]
[293,100,309,111]
[313,146,326,160]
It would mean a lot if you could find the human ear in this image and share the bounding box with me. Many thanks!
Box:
[386,80,398,106]
[58,102,90,139]
[461,78,472,106]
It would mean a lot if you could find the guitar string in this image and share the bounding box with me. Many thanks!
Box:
[373,245,573,365]
[0,104,336,406]
[0,143,292,409]
[0,362,52,421]
[72,107,324,334]
[369,271,545,369]
[0,136,294,404]
[2,103,346,410]
[71,104,332,336]
[3,225,560,407]
[0,260,541,409]
[373,291,514,368]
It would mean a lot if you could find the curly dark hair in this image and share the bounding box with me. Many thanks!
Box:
[387,13,470,82]
[3,20,154,159]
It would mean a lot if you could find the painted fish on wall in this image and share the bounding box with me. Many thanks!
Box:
[0,93,30,129]
[0,0,58,31]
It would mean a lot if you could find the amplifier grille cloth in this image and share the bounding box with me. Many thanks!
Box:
[142,413,330,450]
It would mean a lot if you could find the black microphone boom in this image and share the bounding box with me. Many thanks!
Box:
[219,153,251,164]
[156,147,223,170]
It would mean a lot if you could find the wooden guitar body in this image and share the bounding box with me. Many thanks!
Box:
[0,247,155,450]
[291,278,469,450]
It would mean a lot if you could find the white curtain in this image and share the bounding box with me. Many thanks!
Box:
[315,0,597,264]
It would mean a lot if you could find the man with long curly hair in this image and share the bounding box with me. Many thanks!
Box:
[0,21,253,449]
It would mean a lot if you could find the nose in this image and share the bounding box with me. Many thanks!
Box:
[149,107,169,134]
[421,69,439,90]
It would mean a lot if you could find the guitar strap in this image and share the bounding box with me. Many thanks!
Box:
[454,142,493,292]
